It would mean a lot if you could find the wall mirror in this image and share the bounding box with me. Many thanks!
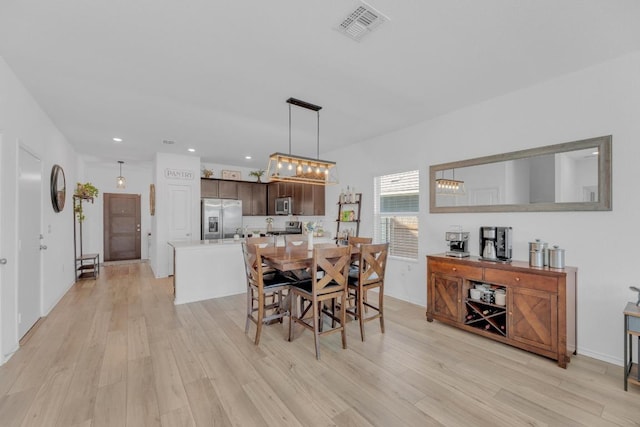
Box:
[50,164,66,212]
[429,135,611,213]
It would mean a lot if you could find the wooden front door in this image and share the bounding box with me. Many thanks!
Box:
[104,193,141,261]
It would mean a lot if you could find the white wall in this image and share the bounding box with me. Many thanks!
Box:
[77,162,153,261]
[324,50,640,365]
[0,57,78,363]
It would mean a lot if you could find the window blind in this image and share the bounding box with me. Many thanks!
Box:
[374,170,419,260]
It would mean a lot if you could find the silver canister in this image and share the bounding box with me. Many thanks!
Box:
[529,250,544,267]
[529,239,549,266]
[548,245,565,268]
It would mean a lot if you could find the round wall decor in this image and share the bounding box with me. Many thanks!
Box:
[50,164,66,212]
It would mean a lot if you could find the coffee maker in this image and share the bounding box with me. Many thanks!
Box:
[479,226,513,262]
[445,231,470,258]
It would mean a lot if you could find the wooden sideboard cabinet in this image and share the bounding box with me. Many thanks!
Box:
[426,254,577,368]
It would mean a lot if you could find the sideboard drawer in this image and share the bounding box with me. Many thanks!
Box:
[428,259,483,281]
[485,268,558,293]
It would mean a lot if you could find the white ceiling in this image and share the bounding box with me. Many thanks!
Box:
[1,0,639,169]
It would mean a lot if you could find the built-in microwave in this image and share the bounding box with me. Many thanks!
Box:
[275,197,292,215]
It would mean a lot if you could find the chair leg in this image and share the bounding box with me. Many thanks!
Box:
[358,288,366,342]
[313,299,321,360]
[341,291,347,349]
[379,285,385,333]
[255,292,264,345]
[245,286,252,334]
[288,293,296,342]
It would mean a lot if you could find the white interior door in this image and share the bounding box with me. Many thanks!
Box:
[18,147,42,338]
[168,184,192,275]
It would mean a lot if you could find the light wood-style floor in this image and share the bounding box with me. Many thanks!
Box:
[1,262,639,426]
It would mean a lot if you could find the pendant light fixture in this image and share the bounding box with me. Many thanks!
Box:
[266,98,338,186]
[116,160,126,189]
[435,169,465,195]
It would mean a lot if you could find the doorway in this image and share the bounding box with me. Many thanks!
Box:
[103,193,141,261]
[18,146,42,339]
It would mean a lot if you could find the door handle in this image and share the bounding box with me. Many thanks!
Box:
[0,258,7,265]
[40,245,48,250]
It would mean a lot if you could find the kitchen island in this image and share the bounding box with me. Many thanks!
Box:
[169,239,246,305]
[169,235,334,305]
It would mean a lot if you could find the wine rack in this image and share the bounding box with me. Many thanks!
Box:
[464,298,507,337]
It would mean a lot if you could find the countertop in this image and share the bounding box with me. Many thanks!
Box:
[168,239,242,249]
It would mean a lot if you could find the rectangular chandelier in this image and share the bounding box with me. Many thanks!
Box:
[267,152,338,186]
[266,97,338,186]
[435,178,466,195]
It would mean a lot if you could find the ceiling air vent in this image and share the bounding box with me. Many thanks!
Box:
[337,1,388,42]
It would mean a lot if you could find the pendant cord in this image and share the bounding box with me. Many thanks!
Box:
[317,111,320,159]
[288,103,292,155]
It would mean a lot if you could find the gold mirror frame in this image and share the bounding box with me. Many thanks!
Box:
[50,164,66,213]
[429,135,612,213]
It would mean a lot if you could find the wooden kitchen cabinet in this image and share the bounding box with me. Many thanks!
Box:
[218,180,238,199]
[426,254,576,368]
[267,182,324,216]
[201,178,219,198]
[237,182,267,216]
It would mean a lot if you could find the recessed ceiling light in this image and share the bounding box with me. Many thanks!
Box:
[188,148,196,152]
[113,137,123,142]
[245,155,252,160]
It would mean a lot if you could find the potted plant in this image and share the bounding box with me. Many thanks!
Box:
[249,170,265,183]
[74,182,99,221]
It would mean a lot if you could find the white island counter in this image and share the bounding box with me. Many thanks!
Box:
[169,239,246,305]
[168,235,334,305]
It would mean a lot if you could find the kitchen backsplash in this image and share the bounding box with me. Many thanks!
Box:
[242,216,329,235]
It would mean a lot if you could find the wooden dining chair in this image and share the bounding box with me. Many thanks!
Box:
[242,242,294,345]
[246,235,278,274]
[246,235,277,247]
[346,236,373,308]
[284,234,308,248]
[284,234,312,280]
[347,243,389,341]
[288,245,351,360]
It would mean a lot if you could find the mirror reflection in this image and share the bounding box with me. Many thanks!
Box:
[430,136,611,213]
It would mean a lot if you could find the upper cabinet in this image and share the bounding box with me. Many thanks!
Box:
[201,179,219,198]
[203,179,322,216]
[202,179,267,216]
[219,180,238,199]
[267,182,324,216]
[238,182,267,216]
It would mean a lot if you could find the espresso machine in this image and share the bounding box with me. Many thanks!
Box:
[479,226,513,262]
[445,231,470,258]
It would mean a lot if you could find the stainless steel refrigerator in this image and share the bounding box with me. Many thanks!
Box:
[201,199,243,240]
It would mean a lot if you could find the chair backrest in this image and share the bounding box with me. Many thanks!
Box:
[356,243,389,286]
[312,246,351,296]
[241,242,267,289]
[348,236,372,247]
[246,236,276,248]
[284,234,307,248]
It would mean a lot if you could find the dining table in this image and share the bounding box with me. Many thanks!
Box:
[261,243,358,273]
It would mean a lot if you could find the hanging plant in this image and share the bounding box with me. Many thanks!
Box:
[74,182,99,222]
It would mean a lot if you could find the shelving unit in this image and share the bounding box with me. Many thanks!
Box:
[73,194,99,280]
[624,302,640,391]
[335,192,361,245]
